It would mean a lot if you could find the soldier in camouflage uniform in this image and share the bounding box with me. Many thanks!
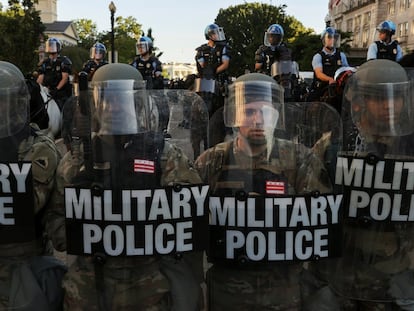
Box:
[46,63,206,310]
[329,59,414,309]
[0,61,64,310]
[195,73,333,310]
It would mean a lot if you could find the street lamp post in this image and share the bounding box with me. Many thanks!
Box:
[109,1,116,63]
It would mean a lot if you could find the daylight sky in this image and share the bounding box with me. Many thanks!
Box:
[57,0,329,63]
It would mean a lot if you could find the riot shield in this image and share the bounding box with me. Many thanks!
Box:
[330,72,414,305]
[197,100,343,310]
[63,83,209,310]
[270,60,299,101]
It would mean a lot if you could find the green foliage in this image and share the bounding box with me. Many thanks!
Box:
[73,19,100,49]
[290,33,321,71]
[215,2,312,77]
[60,46,89,73]
[0,0,45,74]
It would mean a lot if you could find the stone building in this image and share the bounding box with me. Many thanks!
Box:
[328,0,414,63]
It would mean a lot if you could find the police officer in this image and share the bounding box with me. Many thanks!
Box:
[195,23,231,117]
[0,61,64,310]
[46,63,206,310]
[331,59,414,309]
[82,42,108,81]
[367,20,403,62]
[255,24,300,101]
[130,36,164,90]
[37,37,72,110]
[195,73,334,310]
[308,27,349,102]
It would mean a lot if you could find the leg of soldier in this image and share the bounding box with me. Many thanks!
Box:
[63,257,169,311]
[207,264,302,311]
[160,252,204,311]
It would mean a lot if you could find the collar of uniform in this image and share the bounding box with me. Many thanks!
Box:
[322,47,337,55]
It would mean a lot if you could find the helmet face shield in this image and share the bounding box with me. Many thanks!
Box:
[345,78,414,136]
[90,44,106,60]
[207,27,226,42]
[91,79,149,135]
[322,28,340,48]
[224,80,284,130]
[45,39,60,54]
[137,42,149,55]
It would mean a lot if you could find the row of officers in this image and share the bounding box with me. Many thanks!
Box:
[1,20,414,311]
[1,55,414,310]
[35,19,405,121]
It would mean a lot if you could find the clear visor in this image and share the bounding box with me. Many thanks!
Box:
[264,32,283,47]
[346,80,414,136]
[90,46,105,59]
[91,79,149,135]
[209,27,226,41]
[45,41,59,53]
[136,42,149,55]
[224,80,284,130]
[322,33,341,48]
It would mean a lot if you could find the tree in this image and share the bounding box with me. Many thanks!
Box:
[0,0,45,74]
[215,2,311,77]
[73,19,100,50]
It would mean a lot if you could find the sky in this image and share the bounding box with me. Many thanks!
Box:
[57,0,329,64]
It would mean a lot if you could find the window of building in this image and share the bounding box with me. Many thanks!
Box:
[363,12,371,26]
[347,19,353,32]
[388,0,396,14]
[397,22,408,37]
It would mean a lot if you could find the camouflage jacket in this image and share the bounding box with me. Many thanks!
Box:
[0,124,60,257]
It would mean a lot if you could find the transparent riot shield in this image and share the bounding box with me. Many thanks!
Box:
[62,85,209,310]
[197,100,343,310]
[330,74,414,306]
[270,60,299,101]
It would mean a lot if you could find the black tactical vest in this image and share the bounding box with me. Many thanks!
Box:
[375,41,398,61]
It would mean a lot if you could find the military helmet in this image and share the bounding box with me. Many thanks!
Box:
[91,63,150,135]
[224,73,284,129]
[204,23,226,42]
[0,61,29,138]
[264,24,284,47]
[90,42,106,60]
[377,20,396,36]
[45,37,61,54]
[344,59,414,136]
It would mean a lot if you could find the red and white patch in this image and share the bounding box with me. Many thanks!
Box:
[134,159,155,173]
[266,181,286,194]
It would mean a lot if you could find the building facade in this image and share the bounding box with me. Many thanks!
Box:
[328,0,414,62]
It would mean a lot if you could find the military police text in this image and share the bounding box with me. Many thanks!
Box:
[210,194,342,261]
[65,185,209,256]
[336,155,414,221]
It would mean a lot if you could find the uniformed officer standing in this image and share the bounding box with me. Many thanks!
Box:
[46,63,208,310]
[37,37,72,110]
[195,73,336,310]
[0,61,64,310]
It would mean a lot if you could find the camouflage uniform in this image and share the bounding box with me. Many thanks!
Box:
[0,60,63,310]
[46,63,205,311]
[195,136,332,310]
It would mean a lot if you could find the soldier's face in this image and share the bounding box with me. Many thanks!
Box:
[238,101,278,145]
[268,34,281,45]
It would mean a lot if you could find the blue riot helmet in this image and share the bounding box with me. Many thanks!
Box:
[136,36,153,56]
[377,20,396,36]
[204,24,226,42]
[45,37,61,54]
[321,27,340,49]
[264,24,284,47]
[90,42,106,60]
